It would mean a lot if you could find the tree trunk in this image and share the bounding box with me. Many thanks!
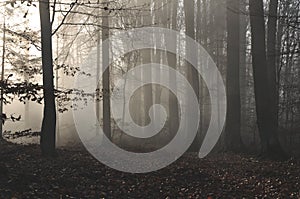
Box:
[142,9,153,128]
[0,16,6,139]
[225,0,243,151]
[167,1,179,138]
[153,0,162,132]
[96,0,101,134]
[267,0,279,128]
[249,0,287,159]
[239,0,248,148]
[102,1,111,140]
[39,0,56,156]
[184,0,200,151]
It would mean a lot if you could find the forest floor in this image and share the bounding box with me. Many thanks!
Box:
[0,140,300,198]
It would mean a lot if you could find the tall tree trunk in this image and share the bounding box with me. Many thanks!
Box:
[153,0,162,131]
[102,1,111,140]
[239,0,248,147]
[167,1,179,138]
[96,0,101,135]
[184,0,200,151]
[249,0,286,158]
[39,0,56,156]
[225,0,243,151]
[275,4,284,127]
[0,15,6,139]
[196,0,205,143]
[142,8,153,128]
[202,0,208,48]
[199,0,210,145]
[266,0,279,128]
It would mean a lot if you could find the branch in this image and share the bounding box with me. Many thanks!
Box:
[52,0,78,36]
[62,22,124,30]
[50,0,57,27]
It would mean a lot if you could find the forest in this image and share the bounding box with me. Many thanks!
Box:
[0,0,300,198]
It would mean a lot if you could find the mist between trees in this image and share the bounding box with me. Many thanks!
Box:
[0,0,299,159]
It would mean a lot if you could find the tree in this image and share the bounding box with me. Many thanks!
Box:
[266,0,279,128]
[249,0,286,158]
[0,14,6,138]
[39,0,56,156]
[239,0,249,145]
[142,5,153,131]
[102,1,111,140]
[167,1,179,137]
[184,0,200,151]
[225,0,243,151]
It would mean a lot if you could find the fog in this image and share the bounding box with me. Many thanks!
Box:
[1,0,299,155]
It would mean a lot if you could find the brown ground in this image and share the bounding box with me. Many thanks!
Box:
[0,140,299,198]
